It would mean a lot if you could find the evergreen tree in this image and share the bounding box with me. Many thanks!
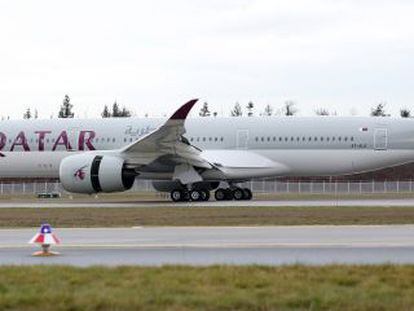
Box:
[23,108,32,119]
[58,94,74,118]
[34,109,39,119]
[101,105,111,118]
[112,101,120,117]
[264,104,273,116]
[400,108,411,118]
[120,107,131,117]
[199,102,211,117]
[283,100,298,116]
[231,102,243,117]
[370,102,389,117]
[246,101,254,117]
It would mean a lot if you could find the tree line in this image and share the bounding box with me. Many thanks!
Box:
[22,95,132,119]
[200,101,413,118]
[16,95,414,119]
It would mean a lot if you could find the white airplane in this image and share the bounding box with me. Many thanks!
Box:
[0,99,412,201]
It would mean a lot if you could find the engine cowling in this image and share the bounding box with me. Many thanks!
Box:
[59,154,135,194]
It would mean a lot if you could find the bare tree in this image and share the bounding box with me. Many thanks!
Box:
[231,102,243,117]
[23,108,32,119]
[246,101,254,117]
[283,100,298,116]
[370,102,389,117]
[264,104,273,116]
[199,102,211,117]
[315,108,330,116]
[400,108,411,118]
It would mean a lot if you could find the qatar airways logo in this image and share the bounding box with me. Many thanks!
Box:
[0,130,96,153]
[74,165,88,181]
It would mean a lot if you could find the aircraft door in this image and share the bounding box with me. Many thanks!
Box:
[237,129,249,150]
[374,128,387,150]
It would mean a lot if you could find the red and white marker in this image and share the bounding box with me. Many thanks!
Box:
[29,223,61,256]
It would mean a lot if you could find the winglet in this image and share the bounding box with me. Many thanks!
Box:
[170,99,198,120]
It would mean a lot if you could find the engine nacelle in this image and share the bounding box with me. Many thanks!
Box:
[59,154,135,194]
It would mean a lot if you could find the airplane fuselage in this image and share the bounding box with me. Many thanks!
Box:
[0,116,413,180]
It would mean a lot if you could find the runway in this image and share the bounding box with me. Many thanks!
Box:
[2,198,414,208]
[1,225,414,266]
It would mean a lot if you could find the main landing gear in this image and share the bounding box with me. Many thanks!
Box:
[170,187,252,202]
[170,189,210,202]
[214,187,252,201]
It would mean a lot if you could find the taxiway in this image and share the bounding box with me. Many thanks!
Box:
[1,225,414,266]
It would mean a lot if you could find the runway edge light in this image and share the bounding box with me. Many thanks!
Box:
[28,223,61,257]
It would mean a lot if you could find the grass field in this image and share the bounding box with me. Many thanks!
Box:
[2,206,414,227]
[0,265,413,310]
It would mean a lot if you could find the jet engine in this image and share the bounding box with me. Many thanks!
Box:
[59,154,135,194]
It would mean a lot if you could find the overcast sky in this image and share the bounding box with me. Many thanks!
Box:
[0,0,414,119]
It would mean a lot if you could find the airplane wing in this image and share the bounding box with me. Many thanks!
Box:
[121,99,213,173]
[121,99,288,184]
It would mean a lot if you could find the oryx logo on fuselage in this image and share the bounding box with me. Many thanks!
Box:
[74,165,88,181]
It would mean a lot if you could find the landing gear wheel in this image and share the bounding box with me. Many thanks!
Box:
[242,188,253,200]
[190,190,202,201]
[224,188,233,200]
[171,189,183,202]
[200,190,210,201]
[215,188,226,201]
[233,188,244,200]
